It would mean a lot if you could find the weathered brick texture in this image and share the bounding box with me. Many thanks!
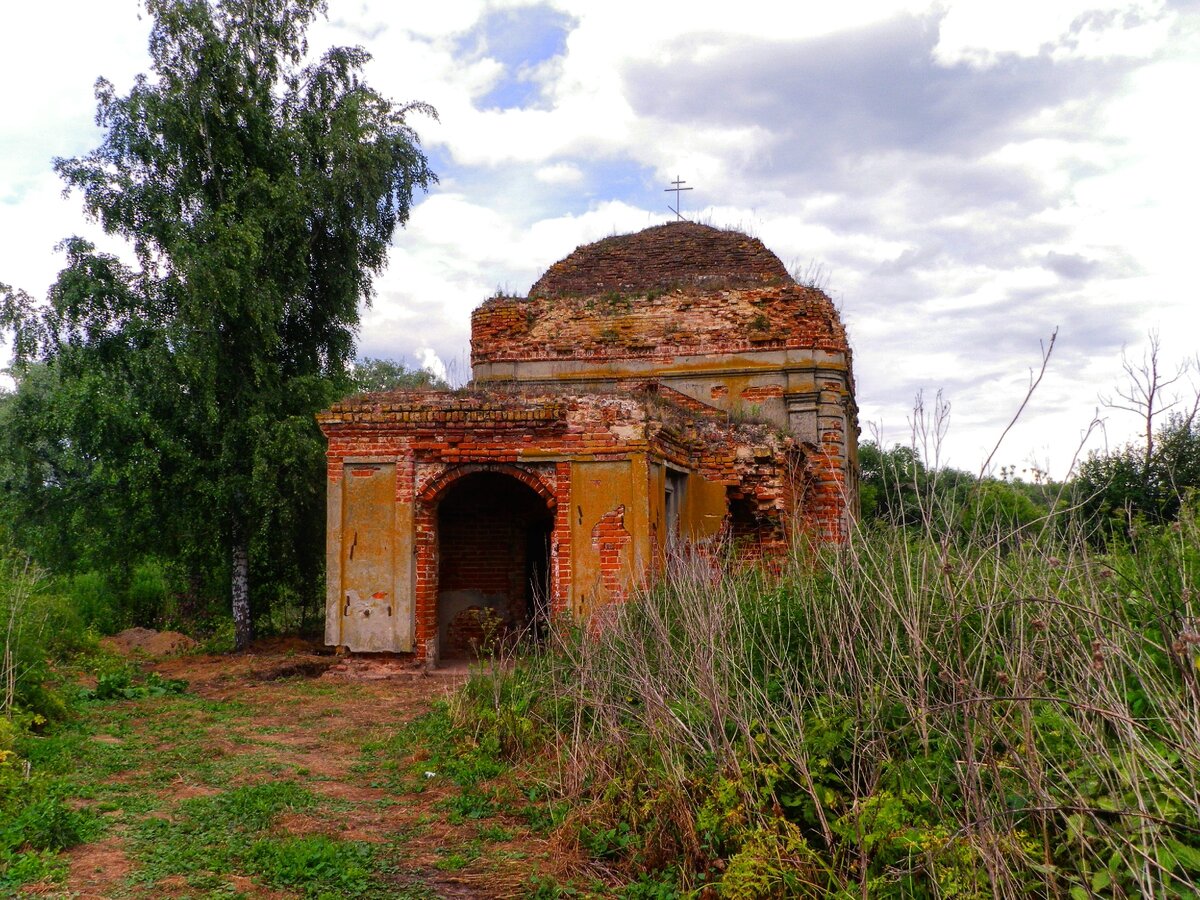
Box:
[472,283,849,365]
[530,221,788,296]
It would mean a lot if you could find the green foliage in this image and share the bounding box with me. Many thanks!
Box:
[858,441,1056,540]
[349,357,449,393]
[246,834,375,897]
[0,0,436,646]
[1,553,79,722]
[68,572,121,635]
[2,793,98,854]
[858,441,973,527]
[719,824,820,899]
[79,668,188,701]
[0,549,117,890]
[524,873,581,897]
[127,559,173,626]
[0,751,101,891]
[618,870,683,898]
[131,781,321,884]
[383,701,507,791]
[580,820,636,860]
[959,477,1045,537]
[1077,412,1200,541]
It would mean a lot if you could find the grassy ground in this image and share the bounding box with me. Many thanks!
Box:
[9,644,572,899]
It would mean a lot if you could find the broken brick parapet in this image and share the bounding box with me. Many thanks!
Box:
[471,283,848,365]
[320,386,748,453]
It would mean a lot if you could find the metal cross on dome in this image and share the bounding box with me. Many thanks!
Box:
[664,176,693,221]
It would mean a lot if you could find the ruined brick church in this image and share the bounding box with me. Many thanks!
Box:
[318,222,858,663]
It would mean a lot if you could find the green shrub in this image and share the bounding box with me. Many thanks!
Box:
[79,668,187,701]
[127,559,173,626]
[1,553,77,721]
[68,571,121,634]
[0,764,100,891]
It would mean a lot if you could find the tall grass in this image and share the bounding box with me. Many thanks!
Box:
[454,500,1200,897]
[2,555,49,719]
[1,552,97,890]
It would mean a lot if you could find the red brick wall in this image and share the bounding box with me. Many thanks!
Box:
[319,390,837,660]
[590,505,631,604]
[740,385,785,402]
[472,284,850,366]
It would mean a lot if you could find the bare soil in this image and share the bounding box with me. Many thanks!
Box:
[100,627,198,657]
[27,638,571,899]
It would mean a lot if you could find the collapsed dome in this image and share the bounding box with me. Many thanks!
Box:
[529,221,791,297]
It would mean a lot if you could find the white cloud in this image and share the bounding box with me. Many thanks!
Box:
[3,0,1198,479]
[416,346,451,384]
[534,162,583,184]
[934,0,1171,66]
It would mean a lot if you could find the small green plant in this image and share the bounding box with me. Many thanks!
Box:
[0,753,102,892]
[580,820,635,860]
[246,834,375,897]
[727,402,766,425]
[80,668,188,701]
[619,871,683,899]
[601,291,632,314]
[524,873,580,898]
[438,788,497,823]
[130,781,321,886]
[479,823,514,842]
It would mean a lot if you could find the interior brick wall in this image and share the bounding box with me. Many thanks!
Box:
[438,475,533,598]
[437,473,552,657]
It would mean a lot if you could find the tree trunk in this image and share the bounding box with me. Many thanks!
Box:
[232,541,252,651]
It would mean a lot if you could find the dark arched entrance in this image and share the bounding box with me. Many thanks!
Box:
[435,471,554,658]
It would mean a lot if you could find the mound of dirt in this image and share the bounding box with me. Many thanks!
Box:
[102,627,198,657]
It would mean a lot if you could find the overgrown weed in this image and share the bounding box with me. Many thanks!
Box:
[451,496,1200,897]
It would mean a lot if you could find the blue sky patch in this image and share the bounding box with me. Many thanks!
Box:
[458,5,576,110]
[431,154,661,226]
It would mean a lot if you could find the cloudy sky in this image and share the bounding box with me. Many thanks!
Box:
[2,0,1198,477]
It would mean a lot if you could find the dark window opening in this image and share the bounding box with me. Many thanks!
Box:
[665,468,687,545]
[727,492,762,557]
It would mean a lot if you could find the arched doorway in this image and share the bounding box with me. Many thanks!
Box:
[434,470,554,659]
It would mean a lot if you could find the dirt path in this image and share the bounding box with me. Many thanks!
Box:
[23,643,568,899]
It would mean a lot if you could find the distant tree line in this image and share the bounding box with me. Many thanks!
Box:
[858,441,1054,537]
[860,399,1200,545]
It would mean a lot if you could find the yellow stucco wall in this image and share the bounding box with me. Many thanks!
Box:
[569,458,646,618]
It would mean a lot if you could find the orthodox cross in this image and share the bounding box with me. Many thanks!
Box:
[664,176,693,221]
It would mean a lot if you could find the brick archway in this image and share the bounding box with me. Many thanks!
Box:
[413,463,565,663]
[417,462,557,509]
